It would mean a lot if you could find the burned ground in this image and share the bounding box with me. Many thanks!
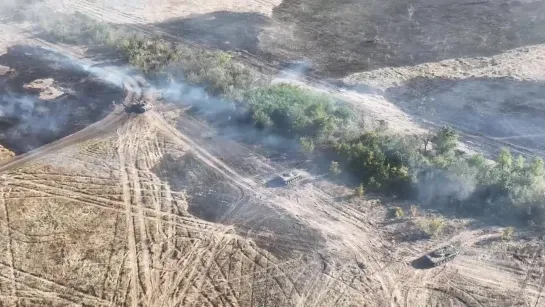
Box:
[147,0,545,77]
[385,76,545,157]
[0,45,123,154]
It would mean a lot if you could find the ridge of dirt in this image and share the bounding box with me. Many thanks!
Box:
[343,43,545,90]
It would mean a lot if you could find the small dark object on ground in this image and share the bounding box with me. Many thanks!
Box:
[125,101,153,114]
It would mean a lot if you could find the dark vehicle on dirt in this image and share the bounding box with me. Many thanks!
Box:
[425,245,460,266]
[278,171,303,185]
[125,100,153,114]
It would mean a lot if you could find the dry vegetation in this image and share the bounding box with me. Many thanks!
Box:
[0,1,543,307]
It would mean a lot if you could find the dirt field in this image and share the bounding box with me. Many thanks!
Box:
[0,1,543,307]
[0,36,539,307]
[45,0,545,77]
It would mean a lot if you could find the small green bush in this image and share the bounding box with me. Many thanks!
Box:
[355,184,365,197]
[329,161,341,176]
[300,137,315,154]
[417,217,445,238]
[501,227,515,241]
[391,207,404,219]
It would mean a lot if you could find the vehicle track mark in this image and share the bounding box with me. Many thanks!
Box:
[0,262,110,306]
[0,186,15,298]
[117,124,140,307]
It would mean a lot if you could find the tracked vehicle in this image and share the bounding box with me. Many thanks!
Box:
[425,245,459,267]
[125,99,153,113]
[135,100,153,112]
[278,171,303,185]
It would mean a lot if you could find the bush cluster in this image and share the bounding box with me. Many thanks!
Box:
[41,12,123,45]
[242,84,352,139]
[333,126,545,224]
[118,38,255,97]
[41,13,256,98]
[235,82,545,224]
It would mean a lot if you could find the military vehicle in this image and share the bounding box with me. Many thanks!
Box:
[135,100,153,112]
[278,171,303,185]
[125,100,153,113]
[425,245,460,267]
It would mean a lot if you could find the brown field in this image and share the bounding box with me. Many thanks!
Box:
[0,1,543,307]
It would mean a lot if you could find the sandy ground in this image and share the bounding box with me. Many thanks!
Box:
[0,19,542,307]
[23,78,64,100]
[344,43,545,90]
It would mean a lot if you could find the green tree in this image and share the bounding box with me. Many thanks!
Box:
[529,157,545,178]
[432,126,459,156]
[300,137,315,154]
[497,148,513,186]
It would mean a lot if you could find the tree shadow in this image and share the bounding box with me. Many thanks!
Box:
[0,45,124,153]
[384,76,545,158]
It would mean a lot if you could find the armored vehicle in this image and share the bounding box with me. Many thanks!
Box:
[278,171,303,185]
[136,100,153,112]
[126,100,153,113]
[425,245,459,267]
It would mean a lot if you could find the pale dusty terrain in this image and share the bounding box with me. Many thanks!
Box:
[0,1,543,307]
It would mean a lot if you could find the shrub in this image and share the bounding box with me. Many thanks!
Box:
[300,137,315,154]
[501,227,515,241]
[355,184,365,197]
[417,217,445,238]
[333,131,412,194]
[391,207,404,219]
[432,126,459,156]
[41,13,256,98]
[119,37,256,96]
[243,84,351,139]
[41,12,124,45]
[329,161,341,176]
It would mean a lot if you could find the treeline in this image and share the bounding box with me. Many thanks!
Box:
[42,13,545,225]
[242,84,545,224]
[40,12,258,98]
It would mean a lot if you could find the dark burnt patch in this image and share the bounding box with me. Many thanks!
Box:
[0,45,124,153]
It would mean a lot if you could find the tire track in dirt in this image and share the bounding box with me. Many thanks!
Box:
[149,112,254,188]
[0,262,110,306]
[117,121,141,307]
[6,183,218,236]
[0,186,15,298]
[0,275,75,306]
[150,109,395,306]
[122,117,154,298]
